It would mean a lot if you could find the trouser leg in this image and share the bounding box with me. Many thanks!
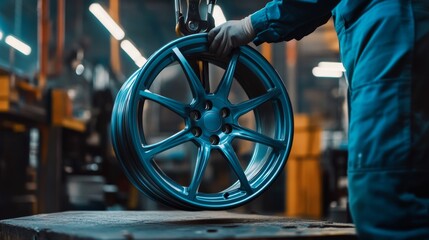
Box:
[336,0,429,238]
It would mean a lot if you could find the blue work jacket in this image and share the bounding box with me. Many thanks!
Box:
[250,0,346,44]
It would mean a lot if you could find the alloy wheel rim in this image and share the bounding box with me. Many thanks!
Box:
[111,33,293,210]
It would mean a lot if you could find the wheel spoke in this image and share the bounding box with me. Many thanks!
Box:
[200,60,210,93]
[232,88,279,118]
[139,90,188,118]
[172,47,205,99]
[215,51,240,98]
[219,144,253,193]
[232,125,286,150]
[187,144,211,199]
[142,130,193,158]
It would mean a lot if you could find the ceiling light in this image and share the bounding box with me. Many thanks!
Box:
[75,64,85,75]
[318,61,345,72]
[120,40,140,61]
[312,66,343,78]
[213,5,226,27]
[89,3,125,40]
[135,57,147,68]
[0,31,3,40]
[5,35,31,55]
[312,61,345,78]
[120,39,147,68]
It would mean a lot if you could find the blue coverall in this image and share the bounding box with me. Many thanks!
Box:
[250,0,429,239]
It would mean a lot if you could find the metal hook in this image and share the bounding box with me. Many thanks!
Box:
[175,0,217,36]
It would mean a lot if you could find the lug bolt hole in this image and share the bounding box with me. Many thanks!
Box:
[190,110,201,120]
[222,124,232,134]
[192,127,202,137]
[220,108,230,118]
[223,192,230,199]
[205,101,213,110]
[209,135,220,145]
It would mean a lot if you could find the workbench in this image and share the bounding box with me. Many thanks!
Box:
[0,211,356,239]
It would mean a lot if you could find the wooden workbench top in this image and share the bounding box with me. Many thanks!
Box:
[0,211,356,240]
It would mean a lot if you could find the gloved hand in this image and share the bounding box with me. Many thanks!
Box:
[208,16,255,58]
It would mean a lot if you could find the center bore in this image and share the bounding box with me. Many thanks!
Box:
[203,112,222,132]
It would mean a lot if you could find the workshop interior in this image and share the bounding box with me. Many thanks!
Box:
[0,0,351,237]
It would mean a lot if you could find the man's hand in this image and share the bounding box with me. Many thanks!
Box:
[208,16,255,58]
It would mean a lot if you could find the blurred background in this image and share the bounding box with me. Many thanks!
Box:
[0,0,349,222]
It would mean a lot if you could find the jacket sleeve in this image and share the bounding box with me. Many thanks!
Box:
[250,0,340,45]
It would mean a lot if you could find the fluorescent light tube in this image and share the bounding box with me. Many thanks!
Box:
[89,3,125,40]
[135,56,147,68]
[120,40,141,61]
[312,66,343,78]
[120,39,147,67]
[5,35,31,55]
[318,61,345,72]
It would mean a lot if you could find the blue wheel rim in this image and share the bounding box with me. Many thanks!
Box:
[111,33,293,210]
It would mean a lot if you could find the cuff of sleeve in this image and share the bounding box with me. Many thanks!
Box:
[250,8,281,46]
[250,8,268,34]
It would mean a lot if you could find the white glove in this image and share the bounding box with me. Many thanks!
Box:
[208,16,255,58]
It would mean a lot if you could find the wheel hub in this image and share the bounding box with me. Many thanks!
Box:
[203,111,222,132]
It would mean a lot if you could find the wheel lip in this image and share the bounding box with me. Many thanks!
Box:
[118,33,294,209]
[112,71,192,209]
